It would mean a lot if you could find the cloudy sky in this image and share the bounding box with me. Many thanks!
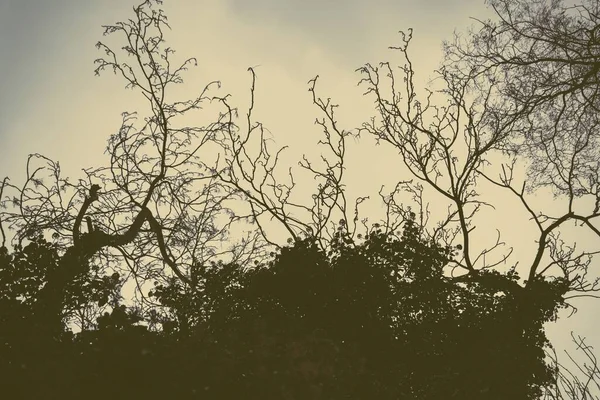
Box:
[1,0,598,374]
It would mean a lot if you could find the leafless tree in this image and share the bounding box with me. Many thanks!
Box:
[449,0,600,217]
[213,69,369,251]
[356,0,600,300]
[0,0,251,333]
[0,0,369,334]
[353,2,600,396]
[441,0,600,289]
[438,3,600,396]
[358,28,518,284]
[543,333,600,399]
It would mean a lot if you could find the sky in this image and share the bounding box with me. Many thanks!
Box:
[1,0,599,381]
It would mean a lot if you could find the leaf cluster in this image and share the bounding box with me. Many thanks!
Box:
[0,217,570,399]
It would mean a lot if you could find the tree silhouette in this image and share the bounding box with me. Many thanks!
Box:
[439,0,600,291]
[439,2,600,395]
[0,216,569,399]
[147,223,588,399]
[0,0,366,337]
[0,0,598,399]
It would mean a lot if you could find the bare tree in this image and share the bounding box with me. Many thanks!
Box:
[544,333,600,399]
[358,29,514,279]
[0,0,369,334]
[213,69,369,251]
[437,4,600,396]
[0,0,253,334]
[0,1,591,397]
[353,3,600,396]
[356,20,600,302]
[441,0,600,286]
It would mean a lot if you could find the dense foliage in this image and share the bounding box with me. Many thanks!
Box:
[0,218,568,399]
[1,1,595,398]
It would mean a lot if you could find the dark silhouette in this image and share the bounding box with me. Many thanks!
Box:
[1,0,599,399]
[0,217,568,399]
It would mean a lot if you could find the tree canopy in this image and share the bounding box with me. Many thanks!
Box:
[0,217,568,399]
[1,0,599,399]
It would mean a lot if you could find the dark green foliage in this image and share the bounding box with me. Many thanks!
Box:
[196,219,567,399]
[0,220,568,399]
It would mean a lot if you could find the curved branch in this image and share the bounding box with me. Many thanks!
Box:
[0,177,8,248]
[143,208,190,284]
[73,184,101,245]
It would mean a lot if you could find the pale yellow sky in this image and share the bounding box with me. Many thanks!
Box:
[1,0,598,375]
